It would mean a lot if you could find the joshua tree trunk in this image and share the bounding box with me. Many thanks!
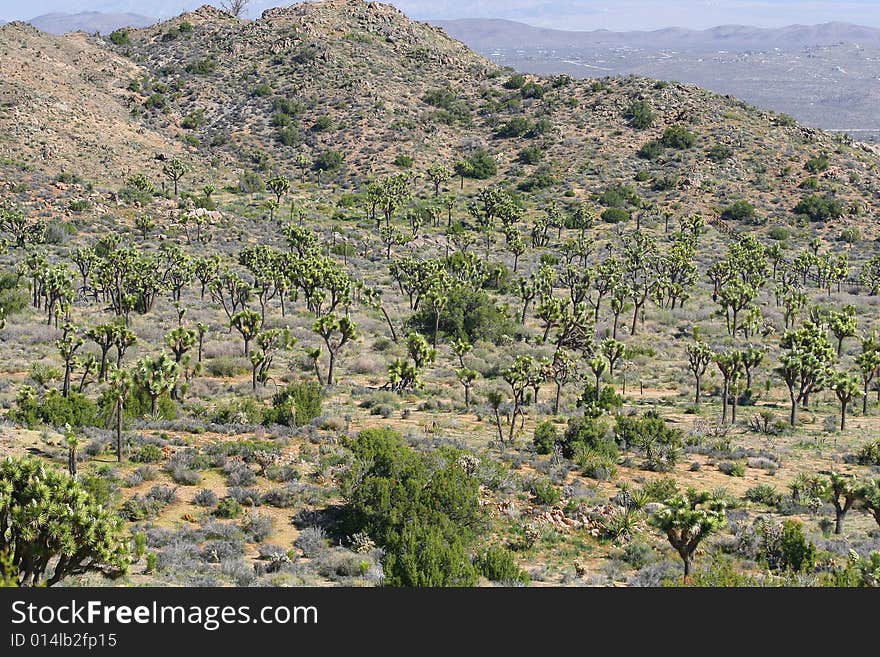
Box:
[116,400,124,463]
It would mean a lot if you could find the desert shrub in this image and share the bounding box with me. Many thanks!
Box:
[295,526,328,557]
[721,200,756,223]
[601,207,630,224]
[660,124,697,149]
[576,446,618,481]
[186,58,217,75]
[642,477,679,502]
[706,144,734,162]
[637,140,662,161]
[718,461,746,477]
[533,420,559,455]
[495,117,532,138]
[625,101,654,129]
[528,478,561,506]
[855,440,880,466]
[840,227,861,243]
[793,194,844,221]
[228,486,261,507]
[804,155,830,174]
[10,388,98,429]
[474,547,529,584]
[225,463,256,487]
[211,396,263,425]
[131,444,164,463]
[519,145,543,164]
[214,497,243,519]
[393,154,413,168]
[339,428,482,586]
[313,150,344,172]
[408,286,516,344]
[768,226,789,240]
[108,29,130,46]
[746,484,783,507]
[263,381,323,427]
[241,512,274,543]
[461,148,497,179]
[559,416,614,460]
[504,73,526,89]
[120,485,176,521]
[205,356,249,377]
[193,489,218,507]
[615,413,682,472]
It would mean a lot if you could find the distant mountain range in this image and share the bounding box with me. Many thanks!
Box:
[27,11,156,35]
[434,18,880,52]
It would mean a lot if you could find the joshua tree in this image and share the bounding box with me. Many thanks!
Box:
[649,489,726,580]
[133,353,179,417]
[312,313,357,385]
[266,175,291,212]
[230,308,262,356]
[162,159,188,198]
[164,326,197,363]
[456,367,479,407]
[686,339,712,406]
[107,367,130,462]
[827,371,861,431]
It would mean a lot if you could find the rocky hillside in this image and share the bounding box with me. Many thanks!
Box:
[1,0,879,227]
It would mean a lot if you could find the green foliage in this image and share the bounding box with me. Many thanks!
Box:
[185,58,217,75]
[660,125,697,149]
[393,154,414,168]
[637,140,662,161]
[601,207,631,224]
[504,73,526,89]
[131,444,164,463]
[559,416,614,459]
[313,149,344,172]
[528,478,561,506]
[533,420,559,455]
[721,200,756,222]
[312,115,333,132]
[339,429,483,586]
[0,457,128,586]
[793,194,845,221]
[215,497,243,519]
[460,148,497,180]
[108,29,130,46]
[10,387,97,429]
[518,145,543,164]
[409,286,515,344]
[625,101,654,129]
[706,144,734,162]
[769,226,789,240]
[856,440,880,466]
[804,155,830,174]
[473,547,529,584]
[264,381,323,427]
[745,483,783,507]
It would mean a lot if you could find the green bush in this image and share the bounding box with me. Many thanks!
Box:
[504,73,525,89]
[462,148,497,179]
[793,194,844,221]
[856,440,880,466]
[215,497,243,519]
[559,416,614,460]
[518,146,543,164]
[660,125,697,149]
[185,58,217,75]
[779,520,816,572]
[576,446,618,480]
[108,29,130,46]
[131,444,164,464]
[625,101,654,129]
[804,155,829,174]
[313,150,344,172]
[721,200,756,222]
[707,144,734,162]
[745,483,783,507]
[533,421,559,455]
[637,140,662,161]
[10,388,98,429]
[263,382,323,427]
[474,547,529,584]
[840,227,861,243]
[393,154,414,168]
[768,226,789,240]
[312,115,333,132]
[528,478,561,506]
[601,207,630,224]
[408,286,516,345]
[339,429,483,586]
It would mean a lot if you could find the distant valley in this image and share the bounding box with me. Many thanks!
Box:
[436,19,880,142]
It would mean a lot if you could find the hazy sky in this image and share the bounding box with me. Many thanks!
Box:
[2,1,879,31]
